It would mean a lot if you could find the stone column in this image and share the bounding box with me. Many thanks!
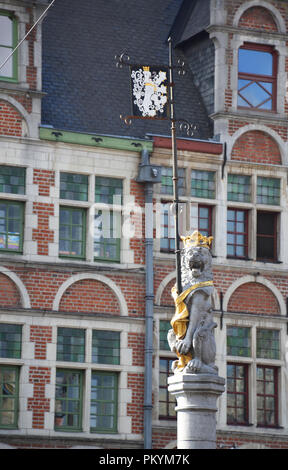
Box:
[168,373,225,449]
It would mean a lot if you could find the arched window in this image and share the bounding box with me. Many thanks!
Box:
[0,12,17,81]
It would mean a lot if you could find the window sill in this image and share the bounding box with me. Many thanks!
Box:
[256,425,283,430]
[227,423,253,427]
[256,259,282,264]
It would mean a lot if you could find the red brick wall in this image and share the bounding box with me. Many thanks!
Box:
[109,274,145,317]
[27,367,51,429]
[217,433,288,449]
[26,13,37,91]
[30,326,52,360]
[231,131,281,164]
[33,169,55,197]
[152,429,176,449]
[0,100,22,137]
[127,373,144,434]
[32,203,54,256]
[227,282,280,315]
[59,279,121,314]
[238,6,278,32]
[154,266,287,316]
[0,273,21,307]
[128,332,145,366]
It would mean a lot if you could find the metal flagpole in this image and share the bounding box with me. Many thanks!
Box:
[168,37,182,295]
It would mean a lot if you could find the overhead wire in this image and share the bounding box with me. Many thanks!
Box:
[0,0,56,74]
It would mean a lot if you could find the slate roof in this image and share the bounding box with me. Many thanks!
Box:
[174,0,210,45]
[41,0,213,140]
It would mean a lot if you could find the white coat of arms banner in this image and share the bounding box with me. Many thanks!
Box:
[130,65,169,119]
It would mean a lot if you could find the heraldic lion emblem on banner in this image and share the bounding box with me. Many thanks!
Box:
[130,66,168,118]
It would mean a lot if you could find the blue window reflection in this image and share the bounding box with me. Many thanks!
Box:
[238,49,273,76]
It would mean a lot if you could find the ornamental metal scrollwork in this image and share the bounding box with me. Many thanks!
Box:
[115,52,130,68]
[177,119,198,137]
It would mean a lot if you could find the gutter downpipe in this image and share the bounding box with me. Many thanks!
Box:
[144,178,154,449]
[137,147,157,449]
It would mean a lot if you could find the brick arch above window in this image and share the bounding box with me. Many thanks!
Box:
[227,281,280,315]
[58,278,121,315]
[238,6,278,32]
[231,130,282,165]
[233,1,286,34]
[224,275,285,316]
[0,99,23,137]
[160,278,176,307]
[0,273,21,308]
[53,272,128,316]
[0,265,30,308]
[0,95,31,137]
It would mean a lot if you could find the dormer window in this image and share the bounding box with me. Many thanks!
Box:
[0,12,17,81]
[238,43,277,112]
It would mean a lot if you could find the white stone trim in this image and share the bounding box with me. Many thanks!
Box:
[52,272,128,316]
[233,1,286,34]
[0,265,31,308]
[223,274,286,316]
[155,270,176,305]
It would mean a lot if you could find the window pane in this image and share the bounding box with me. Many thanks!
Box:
[60,173,88,201]
[95,177,123,204]
[159,358,176,419]
[57,328,85,362]
[226,363,248,425]
[257,212,276,261]
[0,366,19,428]
[257,329,280,360]
[0,201,23,252]
[257,177,280,205]
[92,331,120,365]
[0,324,21,359]
[59,207,85,258]
[256,366,278,427]
[191,170,215,199]
[227,326,251,357]
[239,49,273,76]
[227,209,248,258]
[238,80,272,109]
[161,167,185,196]
[0,167,25,195]
[227,174,251,202]
[159,321,171,351]
[55,370,82,430]
[94,210,120,261]
[160,203,175,253]
[0,16,13,47]
[90,372,118,432]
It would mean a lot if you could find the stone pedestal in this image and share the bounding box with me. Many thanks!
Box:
[168,373,225,449]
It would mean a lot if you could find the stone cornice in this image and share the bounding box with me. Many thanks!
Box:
[206,24,287,42]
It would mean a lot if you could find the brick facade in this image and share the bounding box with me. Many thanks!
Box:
[0,0,287,451]
[231,131,282,165]
[59,279,121,314]
[238,6,278,32]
